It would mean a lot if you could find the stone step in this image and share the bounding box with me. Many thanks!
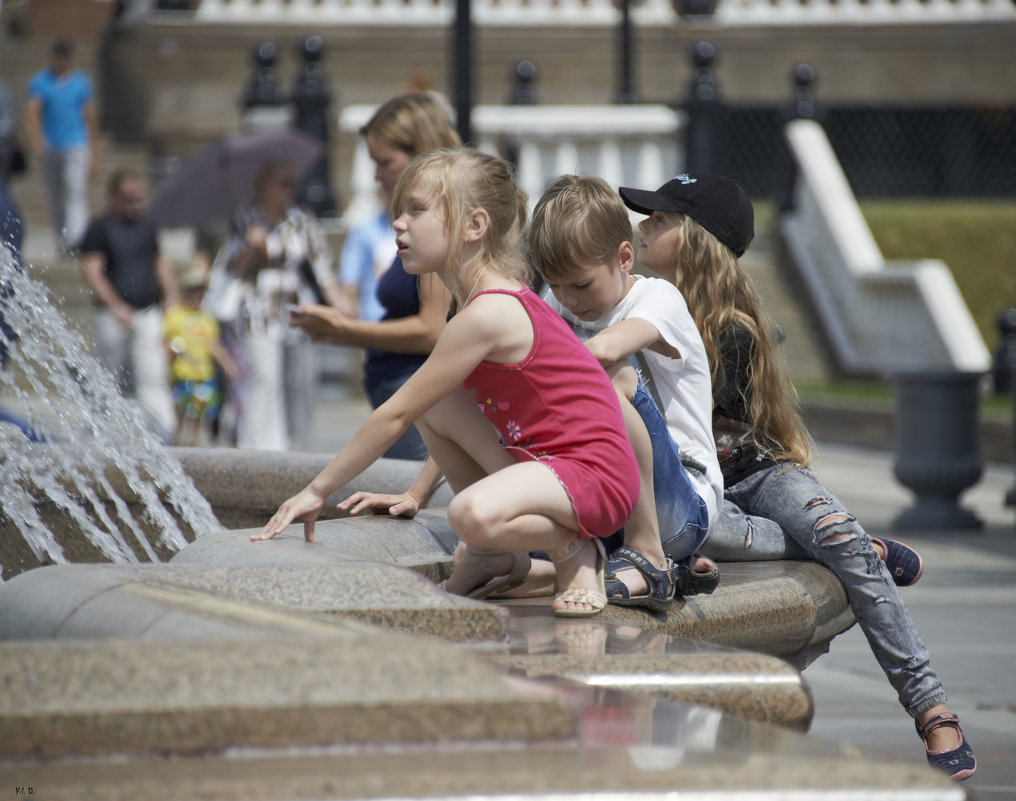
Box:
[0,701,959,800]
[0,632,571,761]
[0,553,822,731]
[0,488,855,671]
[492,644,812,728]
[740,225,832,382]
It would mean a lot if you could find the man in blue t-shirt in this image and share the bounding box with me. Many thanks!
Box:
[25,39,99,256]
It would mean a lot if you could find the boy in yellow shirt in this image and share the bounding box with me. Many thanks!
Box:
[163,269,238,446]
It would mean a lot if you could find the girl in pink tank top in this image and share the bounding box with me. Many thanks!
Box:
[253,148,638,617]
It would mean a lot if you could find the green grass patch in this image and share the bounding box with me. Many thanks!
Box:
[793,377,1014,420]
[859,199,1016,349]
[793,378,894,406]
[753,199,1015,418]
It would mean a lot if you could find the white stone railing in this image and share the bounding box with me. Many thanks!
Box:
[716,0,1016,25]
[192,0,1015,25]
[195,0,675,25]
[780,118,991,376]
[338,103,684,227]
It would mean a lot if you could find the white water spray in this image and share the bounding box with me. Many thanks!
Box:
[0,246,221,580]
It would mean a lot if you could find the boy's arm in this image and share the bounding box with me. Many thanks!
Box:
[584,317,670,368]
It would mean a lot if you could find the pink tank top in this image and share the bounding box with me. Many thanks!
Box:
[462,286,639,538]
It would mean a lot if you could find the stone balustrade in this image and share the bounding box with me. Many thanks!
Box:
[194,0,675,25]
[339,102,684,226]
[716,0,1016,24]
[191,0,1016,25]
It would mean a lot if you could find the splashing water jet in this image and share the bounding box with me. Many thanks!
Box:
[0,246,220,580]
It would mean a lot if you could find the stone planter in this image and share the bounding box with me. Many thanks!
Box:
[892,370,985,530]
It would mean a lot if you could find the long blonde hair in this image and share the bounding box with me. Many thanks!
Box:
[391,147,531,307]
[672,215,812,466]
[361,93,461,158]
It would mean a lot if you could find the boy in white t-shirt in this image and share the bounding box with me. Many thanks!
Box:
[530,174,722,609]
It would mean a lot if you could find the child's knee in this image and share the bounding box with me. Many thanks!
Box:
[448,491,502,547]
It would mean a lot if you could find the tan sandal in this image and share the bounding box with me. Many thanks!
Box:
[549,537,606,618]
[443,546,532,599]
[465,549,532,600]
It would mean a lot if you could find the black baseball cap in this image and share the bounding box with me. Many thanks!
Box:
[619,172,755,257]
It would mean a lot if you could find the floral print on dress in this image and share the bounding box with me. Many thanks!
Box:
[478,393,549,457]
[506,420,522,443]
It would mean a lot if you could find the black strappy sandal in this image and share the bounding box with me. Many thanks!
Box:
[688,555,720,594]
[604,545,677,613]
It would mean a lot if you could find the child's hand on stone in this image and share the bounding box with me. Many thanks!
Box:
[251,487,325,543]
[338,490,421,519]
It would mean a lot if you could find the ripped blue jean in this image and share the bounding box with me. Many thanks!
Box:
[701,461,946,718]
[630,383,710,564]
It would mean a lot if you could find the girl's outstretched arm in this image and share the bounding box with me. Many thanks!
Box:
[251,302,505,543]
[250,395,433,542]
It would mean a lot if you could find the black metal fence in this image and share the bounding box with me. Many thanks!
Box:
[681,50,1016,199]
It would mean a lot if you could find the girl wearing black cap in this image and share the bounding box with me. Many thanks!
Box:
[619,172,976,781]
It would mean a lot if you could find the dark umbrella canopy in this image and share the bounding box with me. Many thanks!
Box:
[149,128,324,228]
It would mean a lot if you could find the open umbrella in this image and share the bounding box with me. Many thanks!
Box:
[149,128,324,228]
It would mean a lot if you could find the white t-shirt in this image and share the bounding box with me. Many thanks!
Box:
[543,275,723,522]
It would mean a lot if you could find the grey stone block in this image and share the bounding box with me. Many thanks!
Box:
[0,637,574,761]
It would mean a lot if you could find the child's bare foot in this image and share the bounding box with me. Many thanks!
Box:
[689,555,720,594]
[487,558,557,598]
[607,560,657,598]
[692,555,716,574]
[609,555,715,594]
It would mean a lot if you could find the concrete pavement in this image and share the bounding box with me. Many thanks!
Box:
[801,440,1016,800]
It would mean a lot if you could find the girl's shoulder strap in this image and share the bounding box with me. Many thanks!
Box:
[467,284,531,306]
